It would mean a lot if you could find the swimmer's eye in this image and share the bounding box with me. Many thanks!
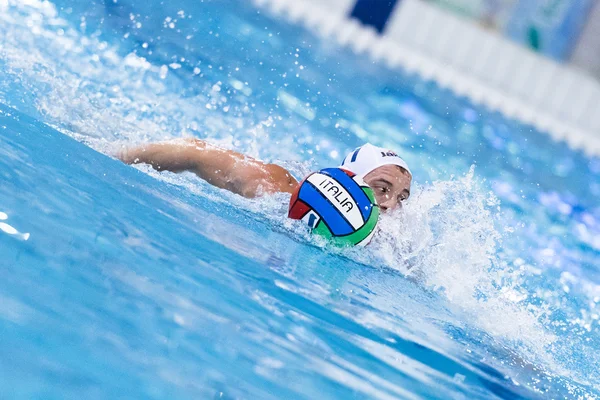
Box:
[379,188,393,198]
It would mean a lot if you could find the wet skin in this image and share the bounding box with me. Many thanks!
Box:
[362,164,411,212]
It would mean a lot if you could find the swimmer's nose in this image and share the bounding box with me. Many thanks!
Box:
[379,203,400,213]
[379,198,400,212]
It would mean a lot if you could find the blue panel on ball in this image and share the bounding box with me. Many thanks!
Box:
[298,180,354,236]
[320,168,371,221]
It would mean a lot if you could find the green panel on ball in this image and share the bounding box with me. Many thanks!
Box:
[313,219,334,240]
[363,185,376,205]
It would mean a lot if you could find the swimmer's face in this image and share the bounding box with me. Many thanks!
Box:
[363,165,411,212]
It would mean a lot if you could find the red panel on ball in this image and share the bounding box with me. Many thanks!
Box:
[288,199,311,220]
[339,168,355,178]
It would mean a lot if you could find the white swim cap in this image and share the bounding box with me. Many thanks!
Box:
[340,143,411,178]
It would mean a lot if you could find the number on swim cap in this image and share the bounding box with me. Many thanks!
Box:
[288,167,380,247]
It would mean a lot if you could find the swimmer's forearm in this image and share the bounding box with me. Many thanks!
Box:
[118,139,242,188]
[118,139,202,172]
[118,138,297,197]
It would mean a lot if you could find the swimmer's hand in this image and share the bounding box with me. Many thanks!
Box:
[117,138,297,198]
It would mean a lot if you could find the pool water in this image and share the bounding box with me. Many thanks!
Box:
[1,0,599,398]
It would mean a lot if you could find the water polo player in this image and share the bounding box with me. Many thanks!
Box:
[118,140,412,245]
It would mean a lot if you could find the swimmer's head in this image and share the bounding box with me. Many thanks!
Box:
[340,143,412,212]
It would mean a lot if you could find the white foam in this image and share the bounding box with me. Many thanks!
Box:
[0,0,306,164]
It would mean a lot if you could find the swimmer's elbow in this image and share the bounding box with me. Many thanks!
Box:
[266,163,298,195]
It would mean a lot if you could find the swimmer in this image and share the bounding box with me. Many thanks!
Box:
[117,139,411,212]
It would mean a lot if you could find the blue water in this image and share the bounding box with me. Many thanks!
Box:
[1,0,599,398]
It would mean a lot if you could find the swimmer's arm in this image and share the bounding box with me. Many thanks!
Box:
[117,138,298,198]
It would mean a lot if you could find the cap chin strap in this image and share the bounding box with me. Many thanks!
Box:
[340,143,411,178]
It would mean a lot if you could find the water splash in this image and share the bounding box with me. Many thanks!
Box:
[0,0,304,164]
[359,168,555,349]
